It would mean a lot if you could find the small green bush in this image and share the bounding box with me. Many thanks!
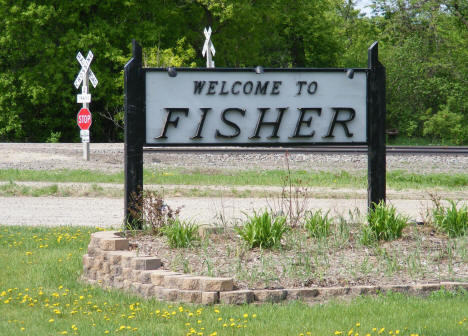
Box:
[366,201,408,242]
[236,210,288,249]
[433,200,468,237]
[162,219,199,248]
[304,210,332,239]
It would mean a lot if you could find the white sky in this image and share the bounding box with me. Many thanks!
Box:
[355,0,373,16]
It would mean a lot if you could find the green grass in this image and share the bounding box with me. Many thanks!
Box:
[1,168,468,190]
[387,135,461,146]
[1,225,468,335]
[0,181,122,198]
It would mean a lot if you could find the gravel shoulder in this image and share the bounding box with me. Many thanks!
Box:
[2,142,468,174]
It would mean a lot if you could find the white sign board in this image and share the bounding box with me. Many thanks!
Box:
[80,130,90,137]
[145,70,367,145]
[77,93,91,104]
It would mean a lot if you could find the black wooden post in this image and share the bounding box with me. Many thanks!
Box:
[367,41,386,210]
[124,40,145,229]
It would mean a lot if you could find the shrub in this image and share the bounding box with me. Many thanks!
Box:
[162,219,199,248]
[366,201,408,241]
[433,200,468,237]
[304,210,332,239]
[422,97,468,145]
[236,210,288,249]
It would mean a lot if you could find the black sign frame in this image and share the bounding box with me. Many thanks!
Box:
[124,40,386,229]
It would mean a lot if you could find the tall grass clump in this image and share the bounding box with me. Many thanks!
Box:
[236,210,288,249]
[304,210,332,239]
[362,201,408,244]
[162,219,199,248]
[432,200,468,237]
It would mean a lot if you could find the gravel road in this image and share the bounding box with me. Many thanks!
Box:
[0,195,440,228]
[0,143,467,227]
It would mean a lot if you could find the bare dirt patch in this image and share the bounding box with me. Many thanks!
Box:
[127,221,468,290]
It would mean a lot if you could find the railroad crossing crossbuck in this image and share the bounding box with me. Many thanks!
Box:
[202,27,215,68]
[74,51,98,90]
[74,50,98,160]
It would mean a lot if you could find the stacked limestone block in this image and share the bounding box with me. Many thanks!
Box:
[82,231,253,304]
[82,231,468,305]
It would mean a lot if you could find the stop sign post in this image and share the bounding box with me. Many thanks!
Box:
[74,50,98,161]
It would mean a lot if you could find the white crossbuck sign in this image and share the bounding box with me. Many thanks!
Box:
[202,27,215,68]
[74,51,98,89]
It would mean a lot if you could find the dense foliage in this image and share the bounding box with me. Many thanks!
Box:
[0,0,466,143]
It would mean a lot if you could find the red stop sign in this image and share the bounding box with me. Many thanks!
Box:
[77,108,92,130]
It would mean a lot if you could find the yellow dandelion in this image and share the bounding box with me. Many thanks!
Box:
[49,319,54,323]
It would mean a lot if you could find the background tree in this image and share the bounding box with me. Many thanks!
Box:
[0,0,466,143]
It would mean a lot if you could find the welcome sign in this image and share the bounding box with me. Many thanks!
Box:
[124,40,386,228]
[146,70,367,145]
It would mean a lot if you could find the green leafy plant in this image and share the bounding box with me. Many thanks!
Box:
[432,200,468,237]
[236,210,288,249]
[162,219,199,248]
[304,210,332,239]
[46,131,61,143]
[366,201,408,242]
[358,223,378,246]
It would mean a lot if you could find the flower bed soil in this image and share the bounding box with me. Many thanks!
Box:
[127,222,468,291]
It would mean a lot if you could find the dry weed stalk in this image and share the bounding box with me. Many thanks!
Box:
[268,151,310,228]
[129,190,182,234]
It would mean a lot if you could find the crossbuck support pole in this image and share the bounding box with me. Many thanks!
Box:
[82,72,90,161]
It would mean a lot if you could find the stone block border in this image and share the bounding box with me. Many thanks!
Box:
[81,231,468,305]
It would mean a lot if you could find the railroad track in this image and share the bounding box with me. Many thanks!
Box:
[143,146,468,155]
